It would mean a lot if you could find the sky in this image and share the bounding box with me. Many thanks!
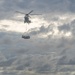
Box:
[0,0,75,75]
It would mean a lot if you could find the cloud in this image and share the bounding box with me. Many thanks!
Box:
[58,24,71,32]
[35,64,51,73]
[0,57,17,67]
[0,0,75,20]
[1,1,75,74]
[0,29,75,74]
[57,55,68,65]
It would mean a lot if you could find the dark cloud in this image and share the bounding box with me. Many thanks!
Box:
[57,55,75,65]
[59,67,74,72]
[29,25,54,36]
[68,58,75,65]
[58,24,71,32]
[0,57,17,67]
[35,64,51,73]
[16,62,30,70]
[57,55,68,65]
[69,0,75,12]
[2,71,17,75]
[29,25,48,35]
[70,19,75,35]
[58,19,75,37]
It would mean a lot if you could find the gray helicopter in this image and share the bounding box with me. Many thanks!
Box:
[16,10,41,39]
[16,10,41,24]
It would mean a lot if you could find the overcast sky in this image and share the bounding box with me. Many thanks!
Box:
[0,0,75,19]
[0,0,75,75]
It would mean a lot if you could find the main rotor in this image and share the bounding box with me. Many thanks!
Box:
[16,10,41,16]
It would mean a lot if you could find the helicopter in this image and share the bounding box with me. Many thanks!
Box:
[16,10,41,24]
[16,10,41,39]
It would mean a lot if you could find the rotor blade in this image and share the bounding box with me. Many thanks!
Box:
[30,14,42,15]
[15,11,25,14]
[28,10,33,14]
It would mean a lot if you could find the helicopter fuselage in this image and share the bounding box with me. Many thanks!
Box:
[24,14,31,24]
[16,10,41,24]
